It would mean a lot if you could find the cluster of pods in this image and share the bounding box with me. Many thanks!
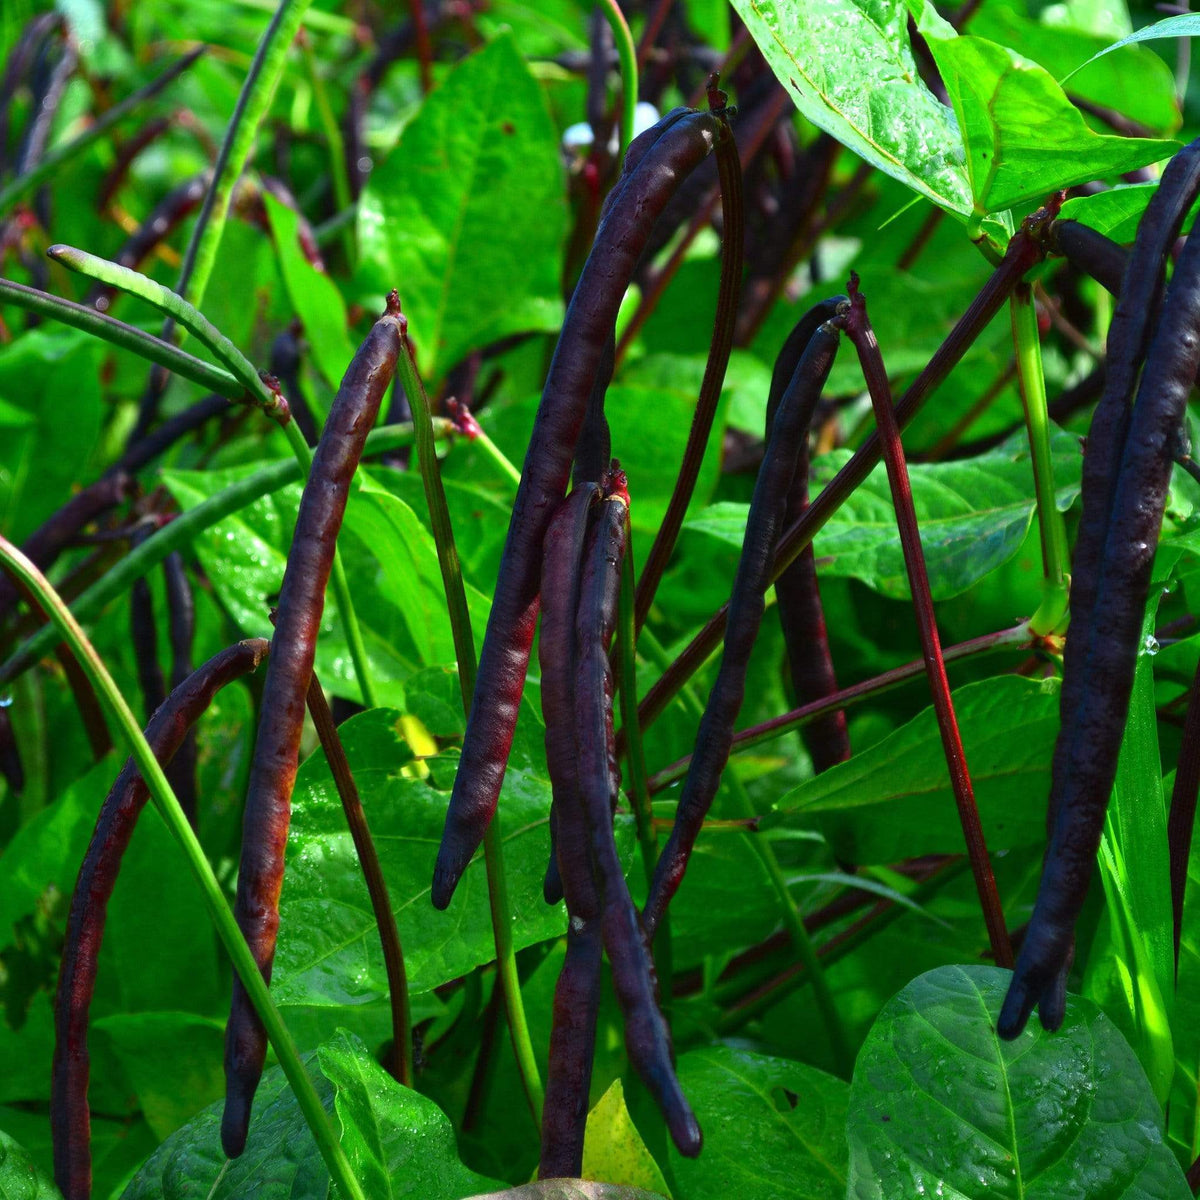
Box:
[22,22,1200,1191]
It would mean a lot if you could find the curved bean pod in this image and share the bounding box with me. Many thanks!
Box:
[643,321,841,938]
[576,482,700,1156]
[222,295,405,1157]
[539,484,601,907]
[766,297,850,774]
[52,638,269,1200]
[1000,220,1200,1038]
[431,108,722,909]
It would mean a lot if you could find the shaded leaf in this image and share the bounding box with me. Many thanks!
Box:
[846,965,1190,1198]
[0,1125,62,1200]
[773,677,1059,863]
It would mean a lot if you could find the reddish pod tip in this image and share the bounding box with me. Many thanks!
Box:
[605,460,630,507]
[385,288,402,317]
[446,398,482,440]
[258,370,283,395]
[705,73,727,113]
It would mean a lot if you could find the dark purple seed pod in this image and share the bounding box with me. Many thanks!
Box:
[1000,209,1200,1039]
[1047,218,1127,298]
[52,639,269,1200]
[431,108,723,909]
[540,484,601,908]
[538,920,603,1179]
[644,321,841,939]
[765,297,851,775]
[110,393,231,478]
[1028,138,1200,1025]
[574,482,700,1157]
[162,550,198,824]
[0,473,136,630]
[222,295,406,1158]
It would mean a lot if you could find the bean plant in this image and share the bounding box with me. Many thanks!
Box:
[0,0,1199,1197]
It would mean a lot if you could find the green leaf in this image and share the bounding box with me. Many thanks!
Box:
[846,965,1190,1198]
[262,190,356,391]
[914,21,1177,218]
[1169,769,1200,1162]
[665,1046,847,1199]
[773,676,1059,863]
[91,1013,225,1141]
[686,430,1083,601]
[969,4,1180,136]
[0,1125,63,1200]
[730,0,971,215]
[273,707,635,1005]
[160,463,488,704]
[1061,13,1200,83]
[358,33,566,381]
[122,1031,501,1199]
[0,330,102,544]
[1060,184,1200,244]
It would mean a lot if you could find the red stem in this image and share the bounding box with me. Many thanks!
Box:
[842,276,1012,970]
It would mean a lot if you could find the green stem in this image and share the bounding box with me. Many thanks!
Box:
[473,430,522,489]
[0,538,365,1200]
[394,332,545,1125]
[0,49,205,214]
[0,421,450,688]
[1010,285,1070,636]
[599,0,638,158]
[300,37,355,264]
[0,278,242,397]
[176,0,312,312]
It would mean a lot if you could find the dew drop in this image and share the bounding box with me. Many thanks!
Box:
[1143,635,1160,656]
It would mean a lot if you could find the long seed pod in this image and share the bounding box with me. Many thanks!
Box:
[999,222,1200,1039]
[129,530,166,721]
[540,484,601,907]
[0,473,136,630]
[642,321,841,938]
[222,294,405,1158]
[538,485,603,1176]
[765,297,850,774]
[544,340,615,905]
[1036,139,1200,1017]
[109,393,231,477]
[162,550,198,824]
[575,481,700,1156]
[52,638,269,1200]
[431,107,723,909]
[1047,218,1128,298]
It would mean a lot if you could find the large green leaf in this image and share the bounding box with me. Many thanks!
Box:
[686,430,1082,601]
[0,329,102,544]
[0,1125,62,1200]
[772,676,1059,863]
[846,965,1190,1198]
[665,1047,848,1199]
[160,463,490,705]
[912,10,1177,219]
[729,0,971,214]
[1062,12,1200,80]
[358,33,565,381]
[121,1031,501,1199]
[273,706,634,1005]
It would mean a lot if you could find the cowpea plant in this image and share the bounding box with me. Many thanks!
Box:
[2,1,1200,1198]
